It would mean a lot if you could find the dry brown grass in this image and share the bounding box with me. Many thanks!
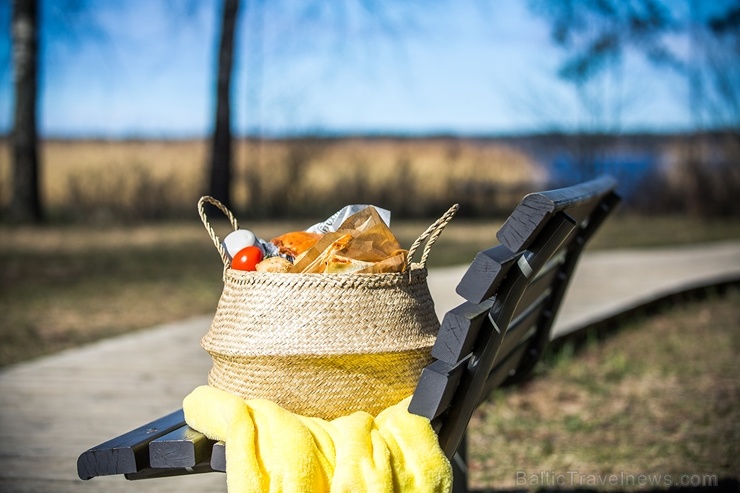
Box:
[232,137,543,199]
[469,288,740,490]
[0,139,206,218]
[0,137,546,221]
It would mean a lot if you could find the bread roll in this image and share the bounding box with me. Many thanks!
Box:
[255,256,293,273]
[270,231,323,257]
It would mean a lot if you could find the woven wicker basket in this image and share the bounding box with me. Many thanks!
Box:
[197,197,458,420]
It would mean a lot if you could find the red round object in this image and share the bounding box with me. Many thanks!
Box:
[231,245,264,271]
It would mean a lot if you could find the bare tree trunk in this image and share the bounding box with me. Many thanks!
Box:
[208,0,240,209]
[10,0,42,223]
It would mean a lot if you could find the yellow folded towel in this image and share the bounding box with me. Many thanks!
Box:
[183,385,452,493]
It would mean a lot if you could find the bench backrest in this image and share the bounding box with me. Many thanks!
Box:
[409,175,620,458]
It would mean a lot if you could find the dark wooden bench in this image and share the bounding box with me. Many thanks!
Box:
[77,176,620,491]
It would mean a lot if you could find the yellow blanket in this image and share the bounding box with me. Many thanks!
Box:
[183,385,452,493]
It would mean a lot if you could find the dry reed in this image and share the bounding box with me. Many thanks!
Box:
[0,137,545,221]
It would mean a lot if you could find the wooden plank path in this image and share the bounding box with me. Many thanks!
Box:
[1,241,738,492]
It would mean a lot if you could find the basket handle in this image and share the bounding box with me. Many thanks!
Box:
[198,196,240,267]
[406,203,459,270]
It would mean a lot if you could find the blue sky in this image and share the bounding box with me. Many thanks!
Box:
[0,0,721,138]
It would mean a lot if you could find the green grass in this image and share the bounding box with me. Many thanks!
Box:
[0,214,739,367]
[468,288,740,490]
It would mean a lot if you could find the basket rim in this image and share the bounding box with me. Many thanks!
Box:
[220,264,431,292]
[224,262,429,278]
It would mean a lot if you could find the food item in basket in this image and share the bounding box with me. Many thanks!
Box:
[294,233,355,274]
[222,229,258,259]
[255,256,293,273]
[290,207,408,274]
[325,255,375,274]
[231,245,264,271]
[270,231,323,257]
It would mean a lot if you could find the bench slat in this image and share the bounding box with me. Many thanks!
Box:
[455,245,518,304]
[77,409,186,479]
[212,441,226,472]
[407,359,466,421]
[432,299,494,364]
[149,424,216,469]
[211,442,226,472]
[497,176,616,253]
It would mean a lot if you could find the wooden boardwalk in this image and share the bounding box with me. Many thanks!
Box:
[1,241,738,492]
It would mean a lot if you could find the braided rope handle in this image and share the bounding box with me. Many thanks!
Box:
[406,203,459,270]
[198,196,240,267]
